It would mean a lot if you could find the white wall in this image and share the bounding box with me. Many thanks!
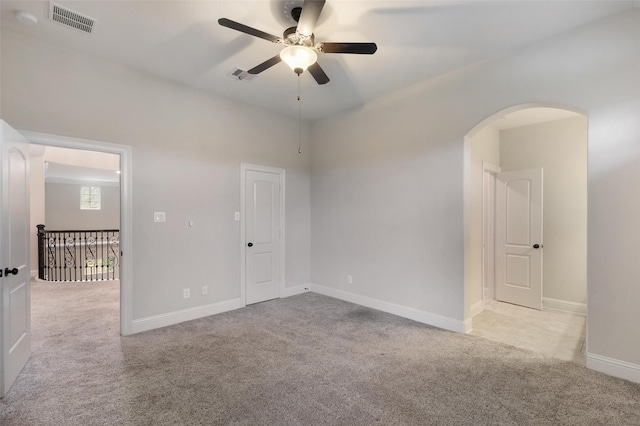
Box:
[45,182,120,230]
[466,125,500,314]
[500,116,587,305]
[311,91,467,323]
[1,30,311,321]
[311,10,640,371]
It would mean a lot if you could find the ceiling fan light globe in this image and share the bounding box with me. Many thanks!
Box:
[280,46,317,74]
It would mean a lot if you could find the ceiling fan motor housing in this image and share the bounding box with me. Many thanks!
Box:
[283,26,314,47]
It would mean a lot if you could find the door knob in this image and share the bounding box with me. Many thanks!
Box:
[4,267,18,276]
[247,242,253,247]
[532,244,541,249]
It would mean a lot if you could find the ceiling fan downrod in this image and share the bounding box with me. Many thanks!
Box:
[297,74,302,154]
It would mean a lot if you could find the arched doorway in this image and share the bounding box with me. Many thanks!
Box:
[464,104,588,364]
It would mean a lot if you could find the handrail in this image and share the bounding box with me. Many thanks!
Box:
[41,229,120,233]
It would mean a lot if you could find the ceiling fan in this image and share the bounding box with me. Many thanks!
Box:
[218,0,377,85]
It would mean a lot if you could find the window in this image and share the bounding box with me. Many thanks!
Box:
[80,186,101,210]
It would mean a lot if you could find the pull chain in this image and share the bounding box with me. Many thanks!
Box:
[297,74,302,154]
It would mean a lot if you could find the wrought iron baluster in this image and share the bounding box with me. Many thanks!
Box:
[88,231,92,281]
[106,231,110,280]
[80,231,84,282]
[102,230,106,281]
[85,231,89,282]
[51,232,55,281]
[77,233,81,281]
[99,231,102,281]
[108,231,119,281]
[60,232,64,282]
[73,232,78,281]
[63,232,66,282]
[57,233,61,281]
[50,232,56,281]
[97,233,99,280]
[88,232,96,282]
[37,225,45,279]
[84,231,88,282]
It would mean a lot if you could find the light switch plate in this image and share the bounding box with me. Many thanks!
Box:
[154,212,166,223]
[234,212,240,221]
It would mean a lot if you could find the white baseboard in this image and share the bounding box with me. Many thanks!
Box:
[283,284,312,298]
[131,298,244,334]
[462,318,473,333]
[31,269,37,278]
[463,300,485,333]
[586,352,640,384]
[542,297,586,316]
[311,284,466,333]
[469,300,484,318]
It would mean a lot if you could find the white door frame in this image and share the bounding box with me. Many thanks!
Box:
[240,163,285,306]
[482,161,500,301]
[20,130,134,336]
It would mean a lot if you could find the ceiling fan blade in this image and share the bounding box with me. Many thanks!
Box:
[296,0,326,37]
[320,42,378,54]
[307,62,330,85]
[247,55,282,75]
[218,18,282,43]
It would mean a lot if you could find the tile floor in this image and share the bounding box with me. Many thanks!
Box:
[470,299,586,365]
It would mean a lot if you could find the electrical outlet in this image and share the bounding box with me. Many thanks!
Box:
[183,288,190,299]
[347,274,353,284]
[202,285,208,295]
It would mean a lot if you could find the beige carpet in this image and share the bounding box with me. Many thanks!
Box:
[1,281,639,425]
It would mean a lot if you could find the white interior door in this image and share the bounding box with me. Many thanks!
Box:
[495,168,543,310]
[243,165,283,305]
[0,121,31,397]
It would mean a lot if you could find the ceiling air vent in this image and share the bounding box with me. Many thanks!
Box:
[228,68,256,82]
[49,2,96,34]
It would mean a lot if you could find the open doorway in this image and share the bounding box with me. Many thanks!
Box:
[29,144,121,340]
[24,130,133,336]
[31,146,121,281]
[464,105,587,364]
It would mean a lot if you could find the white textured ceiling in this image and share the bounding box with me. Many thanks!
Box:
[0,1,634,121]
